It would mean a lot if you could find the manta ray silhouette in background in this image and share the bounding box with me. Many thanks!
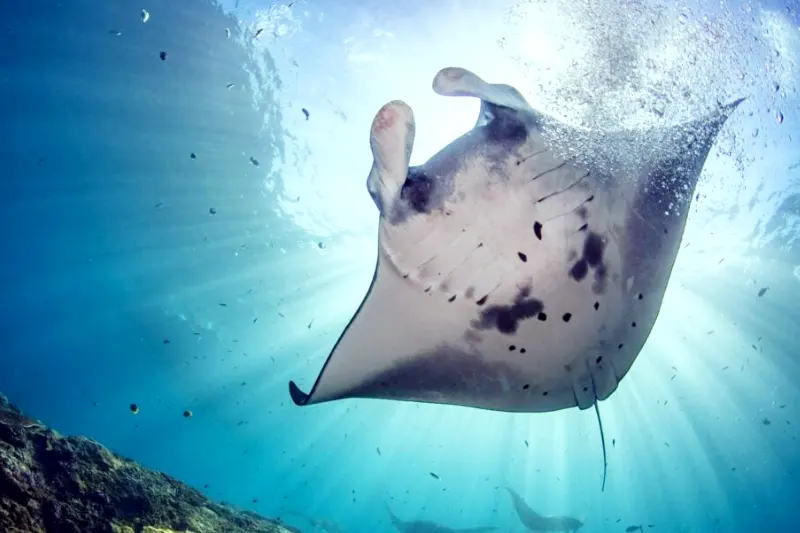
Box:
[506,487,583,533]
[288,66,742,489]
[386,505,496,533]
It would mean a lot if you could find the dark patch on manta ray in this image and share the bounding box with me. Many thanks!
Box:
[340,345,533,402]
[569,231,607,293]
[472,285,544,335]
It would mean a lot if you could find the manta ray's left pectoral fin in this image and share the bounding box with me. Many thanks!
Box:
[367,100,416,218]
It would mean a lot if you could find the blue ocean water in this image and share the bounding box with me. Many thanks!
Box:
[0,0,798,532]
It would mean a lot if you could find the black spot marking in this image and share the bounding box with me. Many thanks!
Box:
[448,295,456,303]
[596,356,603,364]
[424,287,431,293]
[631,321,637,328]
[564,363,572,372]
[478,242,484,248]
[537,312,547,321]
[593,301,600,310]
[637,293,643,300]
[533,222,543,240]
[474,287,544,335]
[578,223,588,232]
[542,391,548,396]
[400,168,434,213]
[509,345,516,351]
[586,195,594,202]
[618,344,624,349]
[583,232,604,267]
[476,295,488,306]
[570,259,589,281]
[517,252,528,262]
[583,386,589,392]
[523,384,530,390]
[520,348,526,354]
[562,313,572,322]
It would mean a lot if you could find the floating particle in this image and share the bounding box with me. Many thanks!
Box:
[226,83,235,89]
[249,156,259,166]
[752,128,759,138]
[317,241,325,249]
[429,472,440,480]
[209,207,217,215]
[758,286,768,297]
[524,440,529,448]
[141,9,150,23]
[762,417,771,425]
[225,28,231,39]
[163,339,170,344]
[190,152,196,159]
[376,447,381,456]
[302,108,310,120]
[130,403,140,414]
[183,410,193,418]
[777,111,784,124]
[159,51,167,61]
[254,28,264,39]
[108,29,123,36]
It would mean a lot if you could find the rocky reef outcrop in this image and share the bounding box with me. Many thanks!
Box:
[0,393,295,533]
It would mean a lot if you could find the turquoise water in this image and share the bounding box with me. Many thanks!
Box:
[0,0,798,532]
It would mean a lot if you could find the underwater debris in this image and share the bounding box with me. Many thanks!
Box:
[0,392,297,533]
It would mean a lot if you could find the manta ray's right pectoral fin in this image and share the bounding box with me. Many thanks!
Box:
[367,100,416,218]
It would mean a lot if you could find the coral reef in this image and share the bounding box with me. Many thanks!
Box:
[0,393,295,533]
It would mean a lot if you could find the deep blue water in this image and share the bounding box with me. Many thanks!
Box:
[1,1,799,532]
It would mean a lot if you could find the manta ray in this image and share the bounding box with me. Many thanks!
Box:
[386,505,496,533]
[288,67,741,487]
[506,487,583,533]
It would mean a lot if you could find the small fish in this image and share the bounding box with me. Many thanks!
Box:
[159,51,167,61]
[141,9,150,23]
[190,152,196,159]
[429,472,440,480]
[758,287,768,297]
[163,339,170,344]
[219,302,227,307]
[376,447,381,456]
[302,108,310,120]
[130,403,140,414]
[307,319,314,329]
[524,440,529,448]
[626,527,643,533]
[612,438,616,447]
[226,83,235,89]
[253,317,258,324]
[225,28,231,38]
[763,418,771,425]
[254,28,264,39]
[249,156,259,166]
[209,207,217,215]
[317,241,325,249]
[183,410,193,418]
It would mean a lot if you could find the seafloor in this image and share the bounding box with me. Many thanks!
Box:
[0,393,299,533]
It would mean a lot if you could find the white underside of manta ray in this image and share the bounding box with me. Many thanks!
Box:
[288,67,741,486]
